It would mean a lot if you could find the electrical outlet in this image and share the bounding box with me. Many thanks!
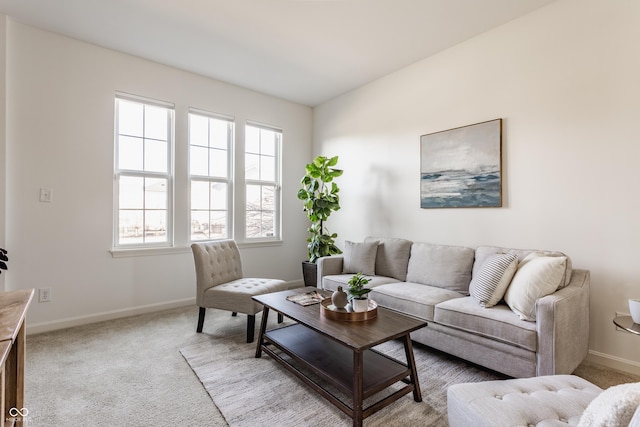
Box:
[39,287,52,303]
[39,188,53,203]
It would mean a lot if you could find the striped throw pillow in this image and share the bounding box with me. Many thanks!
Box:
[470,253,519,307]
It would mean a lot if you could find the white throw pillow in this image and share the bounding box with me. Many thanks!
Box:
[342,240,378,276]
[504,252,567,321]
[469,253,519,307]
[577,382,640,427]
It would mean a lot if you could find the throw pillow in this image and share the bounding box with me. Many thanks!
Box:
[577,382,640,427]
[342,241,378,276]
[469,253,519,308]
[504,252,567,321]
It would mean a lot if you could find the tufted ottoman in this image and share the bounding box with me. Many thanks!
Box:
[447,375,602,427]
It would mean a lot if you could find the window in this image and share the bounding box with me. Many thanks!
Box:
[114,94,174,247]
[189,110,234,241]
[245,124,281,240]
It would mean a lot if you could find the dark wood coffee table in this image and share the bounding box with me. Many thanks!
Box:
[253,287,427,427]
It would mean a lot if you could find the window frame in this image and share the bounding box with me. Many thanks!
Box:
[188,108,235,243]
[244,122,282,242]
[113,93,175,249]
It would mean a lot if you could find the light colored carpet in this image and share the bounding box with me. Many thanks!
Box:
[22,304,640,427]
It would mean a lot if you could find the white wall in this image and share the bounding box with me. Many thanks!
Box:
[314,0,640,374]
[4,20,311,331]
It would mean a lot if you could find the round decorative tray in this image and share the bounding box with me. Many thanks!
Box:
[320,298,377,322]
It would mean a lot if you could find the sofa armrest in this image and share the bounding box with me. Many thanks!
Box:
[535,268,590,376]
[316,256,344,289]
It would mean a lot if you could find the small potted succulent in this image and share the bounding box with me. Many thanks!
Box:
[347,272,371,312]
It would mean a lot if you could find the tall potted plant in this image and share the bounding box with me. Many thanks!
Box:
[297,155,343,286]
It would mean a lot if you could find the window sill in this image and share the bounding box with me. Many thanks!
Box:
[110,246,191,258]
[109,240,283,257]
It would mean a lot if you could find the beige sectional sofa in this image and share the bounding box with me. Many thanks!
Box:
[317,236,590,378]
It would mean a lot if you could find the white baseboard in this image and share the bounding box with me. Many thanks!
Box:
[26,297,195,335]
[587,349,640,376]
[26,279,305,335]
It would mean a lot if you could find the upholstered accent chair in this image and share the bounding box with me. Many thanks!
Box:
[191,240,289,343]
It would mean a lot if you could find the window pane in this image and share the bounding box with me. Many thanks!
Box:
[119,176,143,209]
[210,120,228,149]
[118,136,143,170]
[190,114,209,147]
[246,211,261,238]
[144,210,167,242]
[261,130,276,156]
[190,146,208,176]
[210,183,227,210]
[246,185,261,210]
[209,212,227,239]
[260,155,275,181]
[209,148,227,178]
[191,211,210,241]
[118,100,143,137]
[191,180,209,210]
[262,185,275,211]
[119,210,143,244]
[245,153,259,180]
[261,211,275,237]
[145,139,167,173]
[145,178,167,209]
[145,105,168,141]
[246,126,260,153]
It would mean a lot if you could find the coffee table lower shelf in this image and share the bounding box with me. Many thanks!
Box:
[260,323,417,423]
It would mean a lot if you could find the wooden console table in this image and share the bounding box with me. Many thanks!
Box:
[0,289,34,426]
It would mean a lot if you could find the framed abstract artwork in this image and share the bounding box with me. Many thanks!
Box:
[420,119,502,208]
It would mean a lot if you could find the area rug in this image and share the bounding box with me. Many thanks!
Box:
[180,321,505,427]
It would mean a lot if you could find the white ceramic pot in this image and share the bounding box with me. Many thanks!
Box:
[351,298,369,313]
[629,299,640,324]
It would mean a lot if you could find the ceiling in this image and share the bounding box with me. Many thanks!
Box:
[0,0,556,106]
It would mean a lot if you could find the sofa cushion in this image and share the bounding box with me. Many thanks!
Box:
[434,297,538,351]
[322,274,399,292]
[365,237,412,281]
[371,282,464,321]
[406,242,475,294]
[474,246,573,288]
[469,253,519,307]
[504,253,567,321]
[342,240,378,275]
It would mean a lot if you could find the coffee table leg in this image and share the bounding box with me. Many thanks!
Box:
[352,350,364,427]
[402,333,422,402]
[255,307,270,358]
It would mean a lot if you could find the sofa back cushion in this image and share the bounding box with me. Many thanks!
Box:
[406,242,475,294]
[342,240,379,275]
[474,246,573,288]
[365,237,412,281]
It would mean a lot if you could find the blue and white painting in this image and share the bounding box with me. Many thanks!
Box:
[421,119,502,208]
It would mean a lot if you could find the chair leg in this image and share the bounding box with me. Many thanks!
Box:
[247,315,256,343]
[197,307,206,333]
[232,312,238,317]
[277,312,284,323]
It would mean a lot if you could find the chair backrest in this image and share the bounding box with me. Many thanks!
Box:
[191,240,243,302]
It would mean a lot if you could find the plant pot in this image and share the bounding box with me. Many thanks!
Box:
[351,298,369,313]
[302,261,317,288]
